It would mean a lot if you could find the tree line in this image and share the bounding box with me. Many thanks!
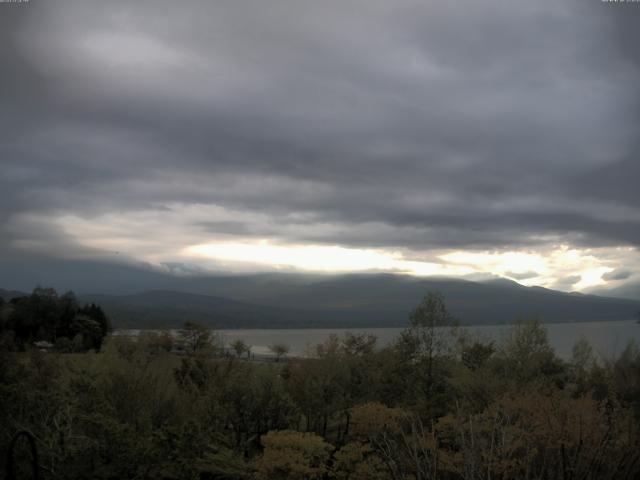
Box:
[0,287,111,352]
[1,290,640,479]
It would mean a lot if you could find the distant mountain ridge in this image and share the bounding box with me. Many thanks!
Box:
[62,274,640,328]
[0,289,28,301]
[592,282,640,302]
[80,290,338,329]
[3,269,640,329]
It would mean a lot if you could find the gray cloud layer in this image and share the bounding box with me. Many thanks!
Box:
[1,1,639,273]
[602,269,633,282]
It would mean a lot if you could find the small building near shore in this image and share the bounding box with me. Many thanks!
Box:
[33,340,54,352]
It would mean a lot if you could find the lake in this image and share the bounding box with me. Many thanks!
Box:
[219,320,640,359]
[118,320,640,360]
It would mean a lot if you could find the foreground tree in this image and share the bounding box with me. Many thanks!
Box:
[230,338,251,358]
[178,321,216,354]
[254,430,333,480]
[436,390,640,480]
[398,292,458,397]
[498,318,563,386]
[332,441,388,480]
[269,342,290,362]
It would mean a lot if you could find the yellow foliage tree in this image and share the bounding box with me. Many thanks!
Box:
[349,402,407,440]
[436,390,640,480]
[254,430,333,480]
[331,442,388,480]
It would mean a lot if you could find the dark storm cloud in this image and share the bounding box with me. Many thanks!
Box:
[554,275,582,289]
[0,0,639,259]
[602,269,633,282]
[197,221,252,236]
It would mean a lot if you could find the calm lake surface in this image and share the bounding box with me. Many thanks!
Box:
[118,320,640,359]
[219,321,640,359]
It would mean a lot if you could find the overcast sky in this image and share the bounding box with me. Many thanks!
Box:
[1,0,639,292]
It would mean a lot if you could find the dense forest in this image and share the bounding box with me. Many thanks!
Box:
[2,289,640,479]
[0,287,111,352]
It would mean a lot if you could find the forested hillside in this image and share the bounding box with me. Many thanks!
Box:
[82,274,640,328]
